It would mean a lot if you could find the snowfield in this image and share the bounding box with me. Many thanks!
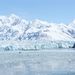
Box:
[0,14,75,41]
[0,14,75,75]
[0,50,75,75]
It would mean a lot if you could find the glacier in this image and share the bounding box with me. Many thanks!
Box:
[0,14,75,41]
[0,14,75,50]
[0,40,74,51]
[0,14,75,75]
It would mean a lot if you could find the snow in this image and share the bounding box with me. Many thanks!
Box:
[68,19,75,28]
[0,14,75,41]
[0,14,75,75]
[0,14,75,50]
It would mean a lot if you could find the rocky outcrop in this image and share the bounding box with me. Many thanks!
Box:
[72,43,75,48]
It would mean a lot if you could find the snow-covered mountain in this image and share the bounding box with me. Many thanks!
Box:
[0,14,75,41]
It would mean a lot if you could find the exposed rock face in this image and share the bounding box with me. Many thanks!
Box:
[72,43,75,48]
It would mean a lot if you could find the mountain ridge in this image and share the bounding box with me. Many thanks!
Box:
[0,14,75,41]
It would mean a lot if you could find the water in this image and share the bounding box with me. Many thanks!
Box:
[0,49,75,75]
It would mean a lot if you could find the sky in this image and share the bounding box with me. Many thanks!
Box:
[0,0,75,24]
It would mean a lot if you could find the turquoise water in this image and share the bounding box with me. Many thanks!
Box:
[0,49,75,75]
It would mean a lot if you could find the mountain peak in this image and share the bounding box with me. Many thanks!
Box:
[0,14,75,41]
[73,19,75,24]
[34,19,39,21]
[9,14,20,19]
[68,19,75,28]
[33,19,49,25]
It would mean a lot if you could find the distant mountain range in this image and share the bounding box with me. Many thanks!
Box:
[0,14,75,41]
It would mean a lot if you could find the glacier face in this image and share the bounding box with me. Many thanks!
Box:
[0,14,75,50]
[0,40,74,51]
[0,14,75,41]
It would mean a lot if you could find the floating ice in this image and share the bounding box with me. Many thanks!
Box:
[0,50,75,75]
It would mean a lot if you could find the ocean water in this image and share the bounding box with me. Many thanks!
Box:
[0,49,75,75]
